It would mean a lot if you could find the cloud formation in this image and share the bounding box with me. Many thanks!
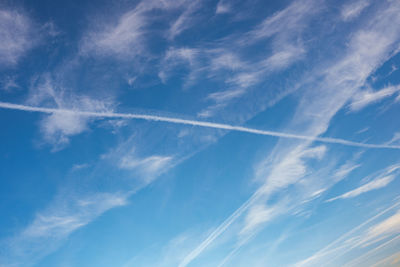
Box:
[0,9,35,66]
[0,101,399,150]
[349,85,400,111]
[26,76,114,150]
[327,175,395,202]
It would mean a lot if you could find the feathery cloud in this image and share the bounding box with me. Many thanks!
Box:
[0,9,35,66]
[349,85,400,112]
[26,75,114,150]
[180,1,400,263]
[294,201,400,267]
[341,0,370,21]
[3,192,127,266]
[327,175,395,202]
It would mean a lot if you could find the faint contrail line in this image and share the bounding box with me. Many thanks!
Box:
[0,101,399,150]
[294,200,400,267]
[179,189,263,267]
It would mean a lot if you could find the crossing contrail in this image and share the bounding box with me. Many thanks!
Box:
[0,101,399,150]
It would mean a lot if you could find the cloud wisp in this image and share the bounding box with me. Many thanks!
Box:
[326,175,396,202]
[0,9,35,66]
[0,101,399,150]
[294,200,400,267]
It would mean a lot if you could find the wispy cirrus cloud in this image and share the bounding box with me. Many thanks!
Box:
[2,139,176,266]
[246,0,320,42]
[358,211,400,247]
[215,0,231,14]
[80,0,198,59]
[333,160,361,183]
[119,153,173,183]
[179,1,400,265]
[294,200,400,267]
[26,75,114,150]
[80,5,149,58]
[2,192,127,266]
[341,0,370,21]
[23,193,127,239]
[158,0,320,119]
[349,84,400,112]
[327,175,396,202]
[0,75,19,92]
[0,9,35,66]
[197,0,320,118]
[168,0,202,40]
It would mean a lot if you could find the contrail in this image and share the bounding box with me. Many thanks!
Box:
[0,101,399,150]
[179,189,262,267]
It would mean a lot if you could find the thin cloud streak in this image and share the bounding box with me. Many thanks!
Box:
[178,189,263,267]
[0,101,399,150]
[294,200,400,267]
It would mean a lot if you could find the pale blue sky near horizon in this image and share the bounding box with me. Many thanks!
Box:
[1,0,400,266]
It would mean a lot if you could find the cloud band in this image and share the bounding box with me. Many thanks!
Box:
[0,101,399,150]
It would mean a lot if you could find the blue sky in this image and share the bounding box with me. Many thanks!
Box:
[1,0,400,266]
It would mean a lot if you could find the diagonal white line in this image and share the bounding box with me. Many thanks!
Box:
[1,101,399,150]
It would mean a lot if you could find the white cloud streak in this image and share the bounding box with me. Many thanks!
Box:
[0,101,399,150]
[25,76,114,150]
[294,201,400,267]
[333,161,361,182]
[179,0,400,264]
[349,85,400,111]
[81,0,188,58]
[178,189,263,267]
[3,192,128,266]
[344,234,400,267]
[0,9,35,66]
[341,0,370,21]
[327,175,396,202]
[168,0,202,39]
[3,144,176,266]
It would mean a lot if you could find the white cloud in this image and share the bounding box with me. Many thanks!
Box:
[359,211,400,247]
[370,251,400,267]
[27,75,114,150]
[81,7,147,58]
[327,175,395,202]
[159,47,199,78]
[23,193,127,238]
[3,138,177,266]
[262,45,306,70]
[215,0,231,14]
[181,1,400,263]
[81,0,182,58]
[71,163,90,171]
[386,132,400,145]
[240,202,286,235]
[81,0,196,58]
[168,0,202,39]
[247,0,320,42]
[119,154,173,180]
[159,0,320,119]
[2,192,127,266]
[0,9,35,66]
[199,0,319,118]
[2,101,399,150]
[210,52,244,71]
[333,161,361,182]
[294,202,400,267]
[1,75,19,91]
[349,85,400,111]
[259,145,327,195]
[341,0,370,21]
[40,112,88,146]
